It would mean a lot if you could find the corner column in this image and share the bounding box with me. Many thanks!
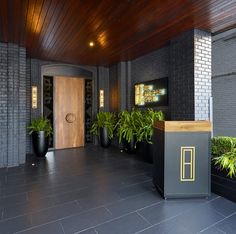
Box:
[170,29,212,121]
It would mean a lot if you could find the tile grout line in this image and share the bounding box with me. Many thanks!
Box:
[198,211,236,233]
[135,211,153,226]
[59,222,66,234]
[1,187,157,222]
[103,206,113,216]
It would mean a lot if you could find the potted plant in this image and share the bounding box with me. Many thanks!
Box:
[136,109,164,162]
[28,117,53,157]
[90,112,116,148]
[116,109,140,153]
[211,136,236,202]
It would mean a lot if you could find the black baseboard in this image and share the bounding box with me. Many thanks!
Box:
[211,166,236,202]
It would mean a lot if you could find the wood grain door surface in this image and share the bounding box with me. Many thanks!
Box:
[54,76,84,149]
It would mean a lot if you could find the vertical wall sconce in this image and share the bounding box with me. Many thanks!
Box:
[32,86,37,109]
[99,89,104,108]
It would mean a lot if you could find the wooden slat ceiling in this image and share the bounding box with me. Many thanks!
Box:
[0,0,235,66]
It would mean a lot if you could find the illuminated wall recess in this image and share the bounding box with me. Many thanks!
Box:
[180,146,196,182]
[99,89,104,108]
[32,86,38,109]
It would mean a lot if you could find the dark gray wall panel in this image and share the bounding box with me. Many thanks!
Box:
[212,74,236,137]
[170,29,212,121]
[131,46,170,116]
[0,43,26,167]
[212,28,236,137]
[109,65,119,113]
[0,43,8,167]
[170,30,195,120]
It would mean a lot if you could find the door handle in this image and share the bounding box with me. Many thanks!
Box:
[65,113,76,123]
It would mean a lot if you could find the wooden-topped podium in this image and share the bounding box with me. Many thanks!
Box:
[153,121,211,199]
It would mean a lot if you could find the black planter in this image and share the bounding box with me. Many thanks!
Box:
[100,127,111,148]
[137,141,153,163]
[32,131,49,157]
[125,138,136,154]
[211,165,236,202]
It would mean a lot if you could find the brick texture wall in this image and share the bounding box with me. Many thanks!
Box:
[212,28,236,137]
[0,43,26,167]
[170,31,195,120]
[131,46,170,116]
[194,29,212,120]
[170,29,212,120]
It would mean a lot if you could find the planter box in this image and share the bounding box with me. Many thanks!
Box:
[153,121,211,199]
[211,165,236,202]
[136,141,153,163]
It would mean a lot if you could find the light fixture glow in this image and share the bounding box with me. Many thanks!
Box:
[32,86,37,109]
[99,89,104,108]
[89,41,94,47]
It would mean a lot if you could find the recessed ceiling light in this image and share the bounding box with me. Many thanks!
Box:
[89,41,94,47]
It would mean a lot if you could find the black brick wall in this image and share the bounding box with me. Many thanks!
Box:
[0,43,26,167]
[108,29,212,122]
[170,30,195,120]
[212,28,236,137]
[170,29,212,120]
[131,46,170,116]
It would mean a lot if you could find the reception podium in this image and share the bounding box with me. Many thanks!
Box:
[153,121,211,199]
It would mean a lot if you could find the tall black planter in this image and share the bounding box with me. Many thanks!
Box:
[32,131,49,157]
[100,127,111,148]
[137,141,153,163]
[125,138,136,154]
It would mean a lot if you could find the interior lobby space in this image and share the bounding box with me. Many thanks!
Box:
[0,0,236,234]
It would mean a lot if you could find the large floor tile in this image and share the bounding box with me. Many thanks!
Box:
[95,213,150,234]
[206,196,236,216]
[213,213,236,234]
[138,205,225,234]
[138,198,208,225]
[60,207,112,234]
[0,215,31,234]
[31,201,82,226]
[106,191,162,217]
[17,222,64,234]
[3,196,56,219]
[116,181,154,199]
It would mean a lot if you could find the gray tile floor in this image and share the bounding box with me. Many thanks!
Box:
[0,146,235,234]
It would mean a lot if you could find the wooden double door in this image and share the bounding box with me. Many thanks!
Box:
[54,76,85,149]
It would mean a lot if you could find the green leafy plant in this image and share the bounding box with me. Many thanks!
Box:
[213,149,236,178]
[28,117,53,137]
[212,136,235,157]
[136,109,164,144]
[90,112,116,139]
[116,109,139,144]
[116,108,164,146]
[212,136,236,178]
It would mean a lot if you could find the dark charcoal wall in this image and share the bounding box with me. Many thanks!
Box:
[170,30,195,120]
[131,46,170,116]
[109,29,212,122]
[212,28,236,137]
[109,64,119,112]
[0,43,26,167]
[170,29,212,120]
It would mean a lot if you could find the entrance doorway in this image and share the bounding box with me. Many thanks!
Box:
[54,76,85,149]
